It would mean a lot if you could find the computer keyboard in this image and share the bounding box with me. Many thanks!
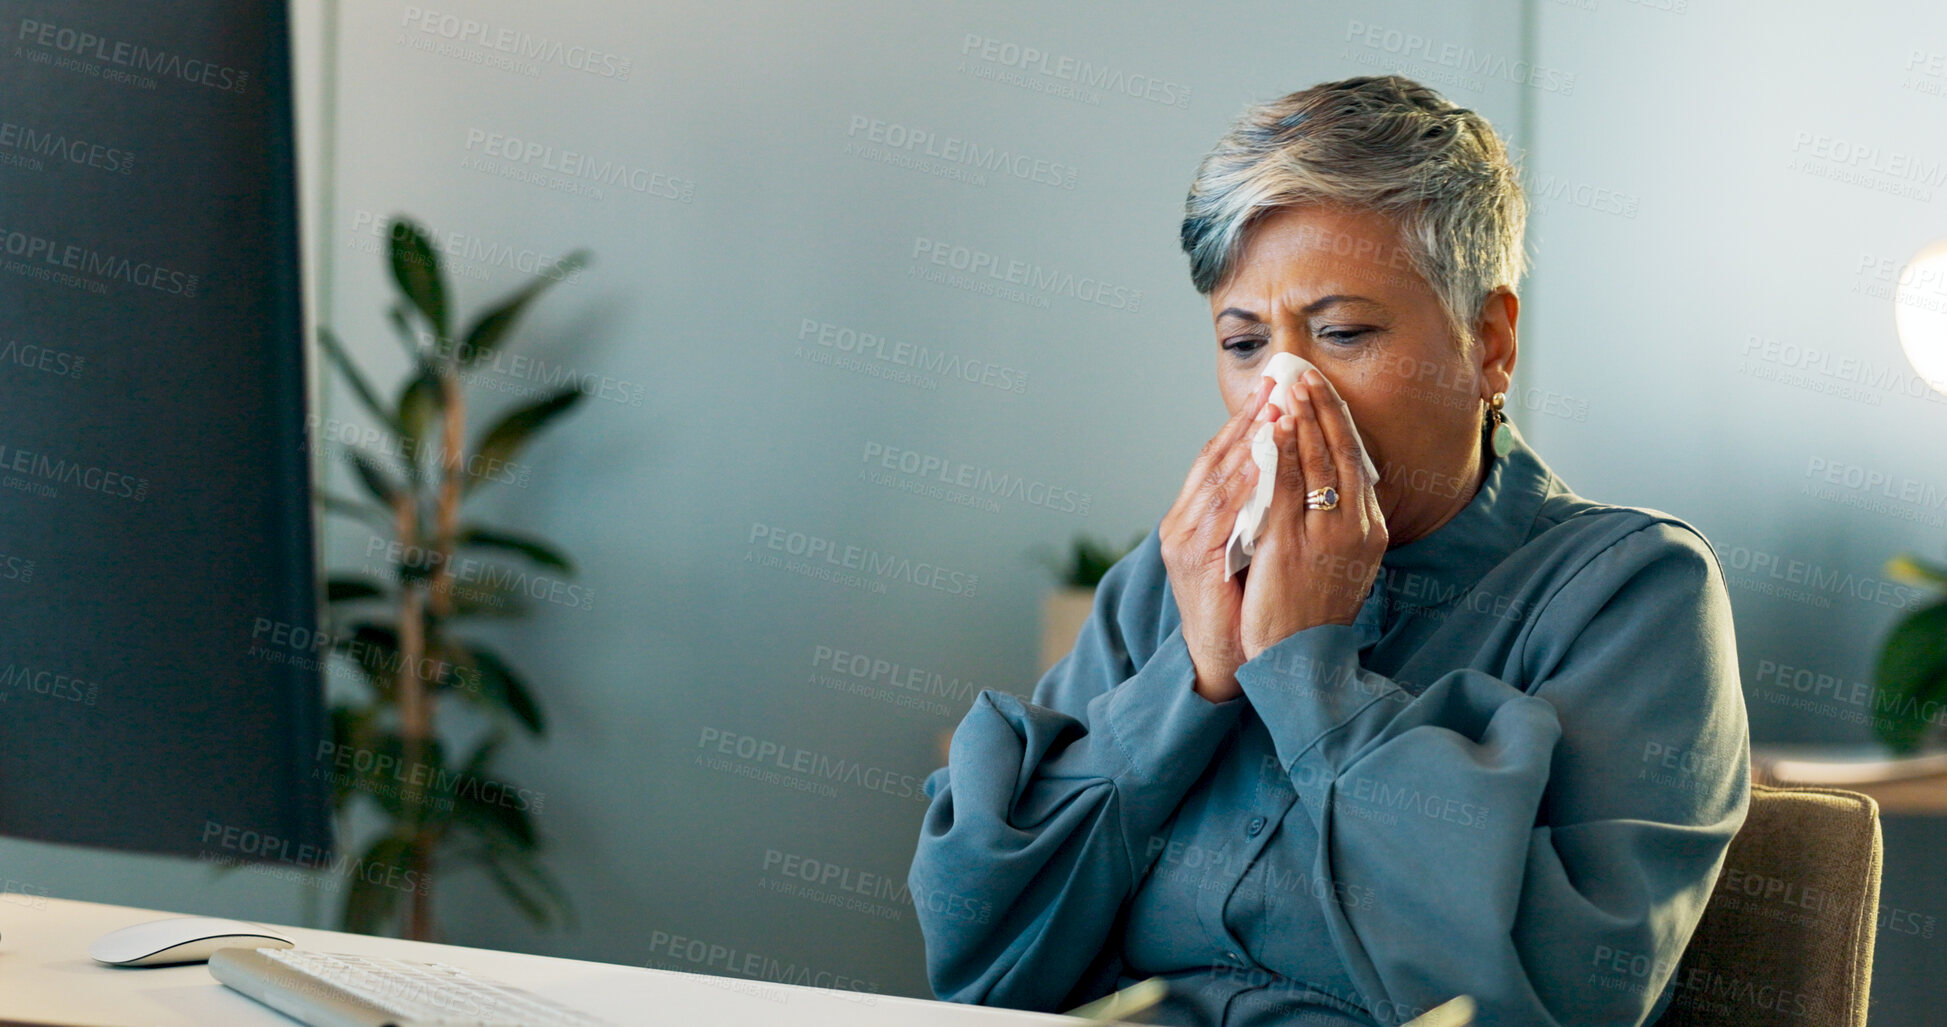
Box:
[208,947,612,1027]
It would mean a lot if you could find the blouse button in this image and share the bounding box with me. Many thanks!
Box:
[1246,816,1266,837]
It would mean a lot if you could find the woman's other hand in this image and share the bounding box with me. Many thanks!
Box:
[1161,376,1275,703]
[1240,367,1388,662]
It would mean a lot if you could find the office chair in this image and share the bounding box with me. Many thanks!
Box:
[1659,784,1882,1027]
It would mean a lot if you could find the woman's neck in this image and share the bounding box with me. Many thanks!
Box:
[1385,440,1491,549]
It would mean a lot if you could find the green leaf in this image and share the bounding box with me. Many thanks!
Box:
[1031,531,1146,588]
[456,251,589,368]
[465,387,585,493]
[318,491,391,528]
[1887,554,1947,588]
[344,450,402,507]
[423,636,478,694]
[330,701,377,747]
[326,576,388,604]
[393,545,444,586]
[459,732,504,777]
[397,736,454,824]
[475,844,573,930]
[341,834,415,935]
[462,645,546,735]
[451,771,538,850]
[446,577,528,619]
[386,303,426,358]
[317,328,402,434]
[395,362,443,460]
[323,704,376,811]
[1872,599,1947,753]
[493,845,575,930]
[331,623,402,699]
[342,729,453,824]
[478,847,552,927]
[388,218,448,346]
[457,526,573,573]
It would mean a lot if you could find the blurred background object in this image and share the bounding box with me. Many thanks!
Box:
[6,0,1947,1022]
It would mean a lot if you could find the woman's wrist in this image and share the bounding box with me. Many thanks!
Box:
[1189,647,1243,703]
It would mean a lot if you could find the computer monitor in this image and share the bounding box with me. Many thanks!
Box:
[0,1,330,857]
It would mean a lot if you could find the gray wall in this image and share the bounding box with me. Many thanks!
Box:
[311,0,1526,998]
[6,0,1944,1020]
[1518,2,1947,1021]
[1522,0,1947,742]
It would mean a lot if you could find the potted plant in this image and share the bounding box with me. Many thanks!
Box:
[1871,551,1947,753]
[313,216,590,940]
[1029,532,1146,674]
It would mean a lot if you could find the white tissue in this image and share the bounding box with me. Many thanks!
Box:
[1223,353,1381,580]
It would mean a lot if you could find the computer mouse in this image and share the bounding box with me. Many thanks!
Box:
[88,916,295,967]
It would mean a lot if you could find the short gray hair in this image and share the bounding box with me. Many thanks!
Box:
[1180,75,1527,345]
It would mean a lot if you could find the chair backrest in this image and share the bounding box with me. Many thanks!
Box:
[1658,784,1882,1027]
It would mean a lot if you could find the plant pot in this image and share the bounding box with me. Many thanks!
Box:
[1040,586,1098,675]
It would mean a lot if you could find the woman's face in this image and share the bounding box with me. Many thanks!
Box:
[1208,203,1517,546]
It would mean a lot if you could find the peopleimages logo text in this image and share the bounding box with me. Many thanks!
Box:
[400,7,633,79]
[462,128,694,202]
[846,115,1077,189]
[1344,20,1575,94]
[0,442,149,501]
[958,34,1191,108]
[16,18,249,92]
[910,237,1141,311]
[0,226,199,296]
[0,120,135,174]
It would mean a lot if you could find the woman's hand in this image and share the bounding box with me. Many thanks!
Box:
[1161,377,1276,703]
[1239,368,1388,663]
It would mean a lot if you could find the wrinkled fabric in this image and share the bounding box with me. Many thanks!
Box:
[910,421,1750,1027]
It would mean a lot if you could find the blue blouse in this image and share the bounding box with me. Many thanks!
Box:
[908,420,1750,1026]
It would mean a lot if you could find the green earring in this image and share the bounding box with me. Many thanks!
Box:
[1488,392,1513,458]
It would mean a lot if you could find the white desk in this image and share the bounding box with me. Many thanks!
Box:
[0,896,1083,1026]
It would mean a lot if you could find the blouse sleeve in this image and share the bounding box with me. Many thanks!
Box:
[1236,520,1750,1027]
[908,529,1246,1012]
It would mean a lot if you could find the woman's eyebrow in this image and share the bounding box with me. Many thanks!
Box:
[1217,294,1378,323]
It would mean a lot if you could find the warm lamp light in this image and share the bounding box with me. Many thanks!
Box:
[1894,238,1947,398]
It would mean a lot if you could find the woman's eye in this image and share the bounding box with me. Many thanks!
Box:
[1319,328,1371,347]
[1223,337,1267,356]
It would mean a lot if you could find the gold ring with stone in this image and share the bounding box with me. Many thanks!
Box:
[1305,486,1339,511]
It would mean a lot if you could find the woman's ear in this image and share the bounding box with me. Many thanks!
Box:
[1473,286,1519,395]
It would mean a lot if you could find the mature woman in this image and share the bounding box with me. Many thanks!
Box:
[907,76,1750,1027]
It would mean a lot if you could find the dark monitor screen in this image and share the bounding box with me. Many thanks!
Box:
[0,0,330,858]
